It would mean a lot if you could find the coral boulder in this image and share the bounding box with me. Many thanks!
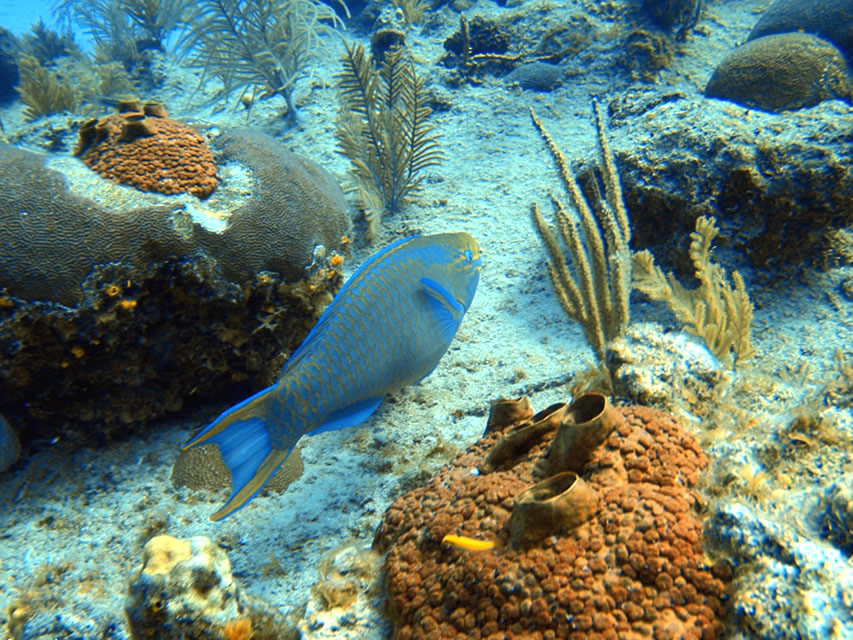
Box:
[705,32,853,112]
[374,395,730,639]
[197,129,351,283]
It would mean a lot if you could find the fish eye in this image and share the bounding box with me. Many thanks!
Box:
[464,249,473,261]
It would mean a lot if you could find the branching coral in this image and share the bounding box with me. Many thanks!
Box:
[16,54,79,120]
[530,100,632,361]
[633,215,756,365]
[181,0,344,122]
[336,42,443,240]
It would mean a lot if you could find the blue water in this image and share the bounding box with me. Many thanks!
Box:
[0,0,55,37]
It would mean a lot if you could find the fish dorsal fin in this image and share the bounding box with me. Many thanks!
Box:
[282,236,421,375]
[421,277,465,342]
[306,396,385,436]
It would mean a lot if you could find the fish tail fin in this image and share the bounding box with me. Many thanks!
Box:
[183,385,291,521]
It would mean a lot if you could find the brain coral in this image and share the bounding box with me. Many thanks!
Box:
[374,395,730,640]
[705,32,853,112]
[171,443,304,494]
[195,129,350,283]
[748,0,853,63]
[0,142,344,448]
[0,143,191,305]
[75,100,219,198]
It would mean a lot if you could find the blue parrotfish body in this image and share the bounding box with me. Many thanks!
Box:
[184,232,482,520]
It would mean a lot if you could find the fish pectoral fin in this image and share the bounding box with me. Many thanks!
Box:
[306,396,385,436]
[211,443,291,522]
[420,277,464,342]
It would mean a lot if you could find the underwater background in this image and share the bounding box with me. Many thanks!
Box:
[0,0,852,638]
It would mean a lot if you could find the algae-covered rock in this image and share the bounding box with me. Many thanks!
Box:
[503,61,565,91]
[125,535,239,638]
[0,412,20,472]
[817,476,853,555]
[126,535,293,640]
[705,32,853,112]
[605,90,852,275]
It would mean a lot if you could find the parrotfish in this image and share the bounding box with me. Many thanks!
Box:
[184,232,482,520]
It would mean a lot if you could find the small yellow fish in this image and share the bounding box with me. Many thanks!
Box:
[442,534,497,551]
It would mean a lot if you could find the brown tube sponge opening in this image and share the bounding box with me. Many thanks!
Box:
[508,471,599,549]
[117,98,143,113]
[485,396,534,434]
[143,101,169,118]
[547,393,624,476]
[119,115,156,142]
[480,401,568,474]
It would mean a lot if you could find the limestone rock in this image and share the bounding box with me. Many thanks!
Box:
[125,535,293,640]
[602,90,852,276]
[125,535,241,639]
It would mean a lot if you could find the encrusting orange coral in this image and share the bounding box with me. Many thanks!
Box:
[75,101,218,198]
[374,394,731,639]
